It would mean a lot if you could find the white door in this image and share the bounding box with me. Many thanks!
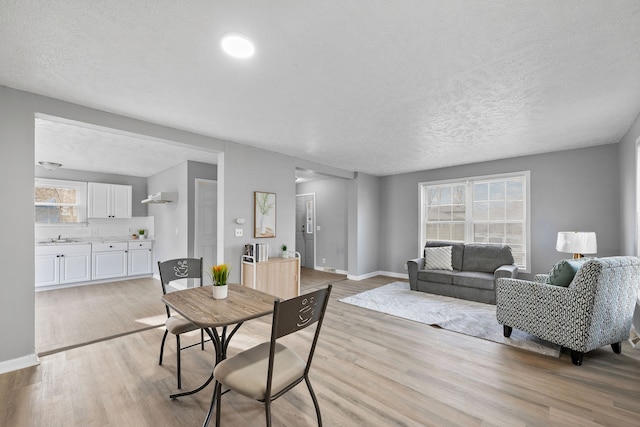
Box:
[295,194,315,269]
[195,179,217,285]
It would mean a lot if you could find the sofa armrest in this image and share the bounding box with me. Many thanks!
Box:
[494,263,518,280]
[407,258,424,291]
[534,274,550,283]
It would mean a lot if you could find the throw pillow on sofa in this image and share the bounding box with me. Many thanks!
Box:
[546,258,590,287]
[424,246,453,270]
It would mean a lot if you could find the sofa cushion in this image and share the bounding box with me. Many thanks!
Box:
[417,269,455,284]
[462,244,514,273]
[425,241,464,270]
[424,246,453,270]
[546,258,590,287]
[452,271,495,290]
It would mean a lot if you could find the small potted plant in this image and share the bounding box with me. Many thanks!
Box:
[281,244,288,258]
[138,229,146,240]
[209,263,230,299]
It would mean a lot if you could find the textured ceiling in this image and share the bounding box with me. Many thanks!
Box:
[35,118,219,177]
[2,1,640,177]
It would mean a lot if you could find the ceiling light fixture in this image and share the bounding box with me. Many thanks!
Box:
[221,33,255,59]
[38,161,62,170]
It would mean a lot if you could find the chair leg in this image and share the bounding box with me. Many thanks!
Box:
[611,341,622,354]
[571,350,584,366]
[159,329,169,365]
[305,376,322,427]
[503,325,512,338]
[265,399,272,427]
[201,329,205,350]
[204,381,221,427]
[176,334,182,389]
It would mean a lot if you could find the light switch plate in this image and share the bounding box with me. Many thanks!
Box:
[235,228,243,237]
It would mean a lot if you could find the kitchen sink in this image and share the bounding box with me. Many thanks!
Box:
[39,238,80,244]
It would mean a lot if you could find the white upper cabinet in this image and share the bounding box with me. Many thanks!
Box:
[88,182,132,218]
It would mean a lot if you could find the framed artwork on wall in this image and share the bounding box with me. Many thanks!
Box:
[254,191,276,238]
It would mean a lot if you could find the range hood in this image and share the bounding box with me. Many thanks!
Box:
[141,192,177,204]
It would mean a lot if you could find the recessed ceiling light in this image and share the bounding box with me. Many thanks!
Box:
[221,33,255,59]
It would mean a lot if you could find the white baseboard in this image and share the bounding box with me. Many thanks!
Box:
[347,270,409,281]
[0,353,39,375]
[314,266,348,275]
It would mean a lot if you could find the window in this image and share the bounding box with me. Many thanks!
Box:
[35,178,87,224]
[420,171,530,270]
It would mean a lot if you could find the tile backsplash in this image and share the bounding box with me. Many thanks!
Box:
[35,216,155,241]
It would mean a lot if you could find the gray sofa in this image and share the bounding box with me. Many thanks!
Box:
[407,241,518,304]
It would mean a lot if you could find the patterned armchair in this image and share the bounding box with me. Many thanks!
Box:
[496,256,640,365]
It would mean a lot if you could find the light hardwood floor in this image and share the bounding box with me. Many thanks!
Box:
[3,269,640,426]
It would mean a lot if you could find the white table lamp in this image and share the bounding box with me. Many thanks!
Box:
[556,231,597,259]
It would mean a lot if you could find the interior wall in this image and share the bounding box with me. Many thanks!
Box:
[619,112,640,256]
[379,144,622,280]
[0,86,36,370]
[348,172,380,278]
[147,162,189,272]
[221,142,296,283]
[35,167,148,217]
[0,86,230,372]
[296,178,350,271]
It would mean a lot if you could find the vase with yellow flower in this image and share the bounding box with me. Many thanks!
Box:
[209,263,230,299]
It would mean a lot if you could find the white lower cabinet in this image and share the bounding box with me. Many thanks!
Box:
[92,242,128,280]
[35,244,92,288]
[127,241,153,276]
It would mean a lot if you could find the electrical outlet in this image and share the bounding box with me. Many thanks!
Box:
[404,263,408,270]
[322,258,326,264]
[235,228,243,237]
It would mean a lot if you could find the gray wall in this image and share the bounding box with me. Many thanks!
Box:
[221,143,297,284]
[35,167,148,217]
[0,86,36,366]
[379,144,621,279]
[353,173,380,277]
[619,112,640,256]
[0,86,228,371]
[148,162,189,272]
[296,178,350,271]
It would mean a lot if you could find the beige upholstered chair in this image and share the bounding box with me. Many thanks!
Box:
[207,285,332,427]
[158,257,207,389]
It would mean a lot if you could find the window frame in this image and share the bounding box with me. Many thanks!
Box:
[35,178,88,226]
[419,171,531,273]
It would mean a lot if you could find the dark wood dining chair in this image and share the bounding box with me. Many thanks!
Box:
[208,284,332,426]
[158,257,208,389]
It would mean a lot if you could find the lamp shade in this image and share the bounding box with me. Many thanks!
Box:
[556,232,597,255]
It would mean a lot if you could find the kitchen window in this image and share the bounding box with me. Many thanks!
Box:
[35,178,87,224]
[419,171,530,271]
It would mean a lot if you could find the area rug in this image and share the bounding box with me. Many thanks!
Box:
[339,281,561,357]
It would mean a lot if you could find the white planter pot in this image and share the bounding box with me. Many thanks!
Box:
[212,284,228,299]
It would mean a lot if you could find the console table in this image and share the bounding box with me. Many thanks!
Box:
[241,255,300,300]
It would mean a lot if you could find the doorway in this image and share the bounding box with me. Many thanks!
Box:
[296,193,315,269]
[195,179,217,285]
